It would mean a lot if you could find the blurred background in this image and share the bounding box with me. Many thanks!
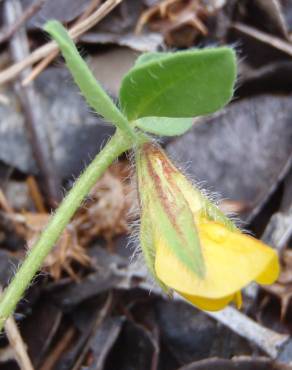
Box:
[0,0,292,369]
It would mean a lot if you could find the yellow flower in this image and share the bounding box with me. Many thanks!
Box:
[136,143,280,311]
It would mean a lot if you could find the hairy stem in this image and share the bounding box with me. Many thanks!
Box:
[0,130,132,330]
[45,20,137,140]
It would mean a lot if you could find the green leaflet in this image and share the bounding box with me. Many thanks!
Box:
[135,116,194,136]
[45,23,236,140]
[134,52,168,66]
[120,48,236,121]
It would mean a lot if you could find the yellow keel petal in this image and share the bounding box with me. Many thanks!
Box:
[180,292,235,311]
[155,221,279,299]
[235,291,242,309]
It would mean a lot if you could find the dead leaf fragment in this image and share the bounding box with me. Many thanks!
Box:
[178,356,292,370]
[5,163,134,281]
[23,213,90,281]
[75,164,135,247]
[136,0,212,46]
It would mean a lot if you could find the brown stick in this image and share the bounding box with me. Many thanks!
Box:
[27,176,47,213]
[0,188,27,235]
[232,22,292,57]
[5,316,35,370]
[0,0,47,44]
[22,0,102,86]
[5,0,62,207]
[22,51,58,87]
[0,0,123,86]
[40,327,75,370]
[0,287,35,370]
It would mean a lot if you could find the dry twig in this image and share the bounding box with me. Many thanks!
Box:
[93,257,292,363]
[0,288,34,370]
[0,188,26,235]
[40,327,75,370]
[5,316,35,370]
[0,0,46,44]
[23,0,102,86]
[4,0,61,207]
[262,202,292,253]
[0,0,124,86]
[26,176,47,213]
[206,305,290,360]
[232,22,292,57]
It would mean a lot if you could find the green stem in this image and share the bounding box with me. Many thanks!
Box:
[45,21,137,141]
[0,130,132,330]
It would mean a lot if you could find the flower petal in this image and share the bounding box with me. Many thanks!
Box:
[235,291,242,309]
[180,292,236,311]
[255,253,280,285]
[155,221,279,299]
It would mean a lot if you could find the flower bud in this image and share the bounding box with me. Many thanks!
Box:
[136,143,279,311]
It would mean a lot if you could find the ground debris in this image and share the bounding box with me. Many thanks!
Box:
[0,0,291,369]
[136,0,213,46]
[178,356,292,370]
[1,163,133,281]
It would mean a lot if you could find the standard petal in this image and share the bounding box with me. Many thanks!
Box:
[155,221,279,299]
